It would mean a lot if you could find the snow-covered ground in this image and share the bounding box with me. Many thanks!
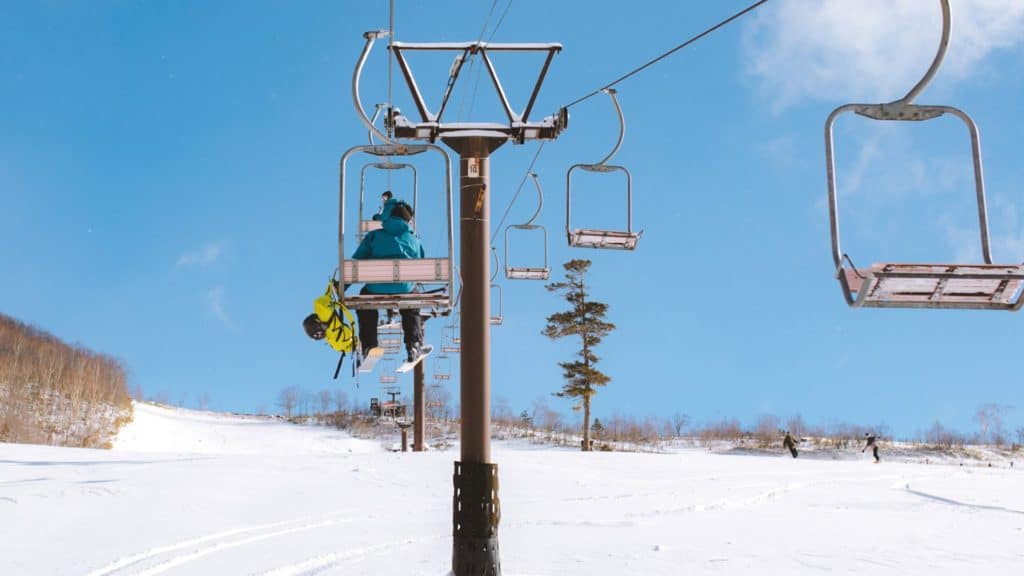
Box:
[1,403,1022,575]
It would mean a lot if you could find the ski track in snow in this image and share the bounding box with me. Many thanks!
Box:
[85,515,356,576]
[258,534,448,576]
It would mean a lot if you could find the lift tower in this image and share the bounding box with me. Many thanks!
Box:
[351,32,567,574]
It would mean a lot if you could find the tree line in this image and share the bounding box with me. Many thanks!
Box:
[0,313,131,447]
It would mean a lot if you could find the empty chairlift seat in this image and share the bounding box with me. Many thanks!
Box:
[843,264,1024,310]
[565,90,641,251]
[825,0,1024,312]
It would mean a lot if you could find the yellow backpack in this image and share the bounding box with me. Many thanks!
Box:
[313,280,359,377]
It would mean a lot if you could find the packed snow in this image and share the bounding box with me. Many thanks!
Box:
[1,402,1022,575]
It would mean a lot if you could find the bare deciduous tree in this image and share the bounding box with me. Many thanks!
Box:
[672,412,690,438]
[277,387,301,419]
[975,403,1010,445]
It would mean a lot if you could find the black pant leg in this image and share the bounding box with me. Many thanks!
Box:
[356,308,379,351]
[400,308,421,348]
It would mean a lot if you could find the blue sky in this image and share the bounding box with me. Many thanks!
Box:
[2,0,1023,438]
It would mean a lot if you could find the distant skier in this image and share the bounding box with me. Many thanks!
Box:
[863,432,880,463]
[782,431,800,458]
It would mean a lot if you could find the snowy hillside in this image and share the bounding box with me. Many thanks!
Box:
[1,402,1022,575]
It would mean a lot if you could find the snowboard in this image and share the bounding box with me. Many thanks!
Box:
[358,347,385,373]
[396,345,433,373]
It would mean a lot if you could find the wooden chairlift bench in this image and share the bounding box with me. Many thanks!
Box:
[844,263,1024,310]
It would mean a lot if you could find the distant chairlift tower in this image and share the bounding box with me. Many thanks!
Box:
[350,30,568,575]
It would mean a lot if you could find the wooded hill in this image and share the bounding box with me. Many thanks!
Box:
[0,313,131,448]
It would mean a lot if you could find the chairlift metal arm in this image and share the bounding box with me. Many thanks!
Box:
[490,246,499,282]
[897,0,951,105]
[353,31,396,145]
[524,172,544,226]
[594,89,626,167]
[367,104,387,146]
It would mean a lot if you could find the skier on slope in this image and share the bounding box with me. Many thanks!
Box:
[862,432,880,463]
[782,430,800,458]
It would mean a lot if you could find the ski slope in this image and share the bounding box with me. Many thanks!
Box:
[1,402,1022,575]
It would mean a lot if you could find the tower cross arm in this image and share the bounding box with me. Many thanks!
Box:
[390,41,562,52]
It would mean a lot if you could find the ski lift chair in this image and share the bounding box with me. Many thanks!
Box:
[358,160,418,240]
[379,359,398,384]
[440,334,461,354]
[377,324,403,354]
[488,248,504,325]
[505,173,550,280]
[433,355,452,381]
[825,0,1024,310]
[339,143,456,315]
[489,283,503,326]
[566,89,642,250]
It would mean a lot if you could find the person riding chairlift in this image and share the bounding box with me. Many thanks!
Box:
[372,190,397,221]
[352,200,424,362]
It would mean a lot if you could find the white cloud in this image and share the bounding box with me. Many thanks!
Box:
[835,126,971,202]
[176,243,223,268]
[207,286,232,327]
[989,198,1024,263]
[743,0,1024,110]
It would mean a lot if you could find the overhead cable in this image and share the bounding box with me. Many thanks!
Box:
[492,141,546,244]
[564,0,769,109]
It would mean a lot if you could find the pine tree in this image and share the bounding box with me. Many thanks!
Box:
[543,259,615,452]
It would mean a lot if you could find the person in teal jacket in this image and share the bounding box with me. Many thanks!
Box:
[352,200,424,362]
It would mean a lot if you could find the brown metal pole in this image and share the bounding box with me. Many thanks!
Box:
[442,134,506,576]
[413,318,426,452]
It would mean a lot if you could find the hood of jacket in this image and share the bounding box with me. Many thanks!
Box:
[382,216,413,237]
